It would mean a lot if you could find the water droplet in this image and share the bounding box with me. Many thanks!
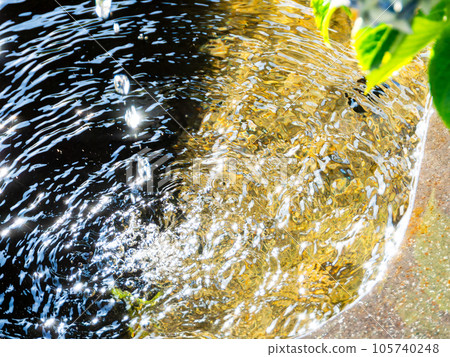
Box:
[125,106,142,129]
[114,74,130,95]
[113,22,120,33]
[393,1,403,13]
[95,0,112,20]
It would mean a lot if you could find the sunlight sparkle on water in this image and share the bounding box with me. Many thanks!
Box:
[125,106,142,129]
[12,217,26,228]
[0,167,8,179]
[44,318,55,327]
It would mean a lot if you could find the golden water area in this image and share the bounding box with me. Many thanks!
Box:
[109,0,430,338]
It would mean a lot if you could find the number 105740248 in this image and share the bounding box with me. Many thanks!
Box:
[372,343,439,354]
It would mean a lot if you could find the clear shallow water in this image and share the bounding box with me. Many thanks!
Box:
[0,0,430,338]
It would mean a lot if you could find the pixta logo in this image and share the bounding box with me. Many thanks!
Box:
[190,155,294,188]
[126,148,172,193]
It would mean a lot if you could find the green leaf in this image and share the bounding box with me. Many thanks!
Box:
[429,25,450,128]
[111,287,163,338]
[354,24,404,71]
[111,287,161,310]
[419,0,445,15]
[311,0,350,46]
[363,16,446,92]
[421,0,449,21]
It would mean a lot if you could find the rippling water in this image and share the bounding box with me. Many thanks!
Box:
[0,0,430,338]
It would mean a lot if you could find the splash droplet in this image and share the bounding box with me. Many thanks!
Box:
[114,74,130,95]
[95,0,112,20]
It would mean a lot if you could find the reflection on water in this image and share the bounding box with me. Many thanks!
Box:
[0,0,430,338]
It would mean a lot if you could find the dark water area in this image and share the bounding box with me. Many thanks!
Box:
[0,0,218,338]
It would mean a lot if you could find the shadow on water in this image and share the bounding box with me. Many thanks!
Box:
[0,0,220,338]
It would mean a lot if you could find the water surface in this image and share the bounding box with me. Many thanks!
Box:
[0,0,430,338]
